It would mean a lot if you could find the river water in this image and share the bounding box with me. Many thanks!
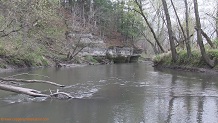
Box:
[0,62,218,123]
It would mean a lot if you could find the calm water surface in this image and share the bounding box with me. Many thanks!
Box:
[0,62,218,123]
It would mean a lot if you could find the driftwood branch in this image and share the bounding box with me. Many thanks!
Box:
[50,91,73,99]
[0,83,49,97]
[0,76,75,99]
[0,83,73,99]
[49,89,73,99]
[0,77,65,87]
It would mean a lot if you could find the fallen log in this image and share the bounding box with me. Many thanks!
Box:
[0,77,65,87]
[0,76,74,99]
[0,83,49,97]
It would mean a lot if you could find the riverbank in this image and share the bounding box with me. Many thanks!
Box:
[153,50,218,73]
[0,54,102,73]
[0,46,99,71]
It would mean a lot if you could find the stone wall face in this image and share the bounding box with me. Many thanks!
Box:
[72,33,142,63]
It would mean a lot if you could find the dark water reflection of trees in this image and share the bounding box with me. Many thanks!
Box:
[156,68,218,123]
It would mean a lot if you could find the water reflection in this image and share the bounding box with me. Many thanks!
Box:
[0,63,218,123]
[158,68,218,123]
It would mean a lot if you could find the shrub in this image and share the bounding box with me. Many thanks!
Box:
[84,55,98,63]
[214,39,218,48]
[153,52,172,65]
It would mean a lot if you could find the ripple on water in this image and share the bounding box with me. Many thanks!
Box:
[99,79,107,83]
[70,88,99,99]
[3,94,47,104]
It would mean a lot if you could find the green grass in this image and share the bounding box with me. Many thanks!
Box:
[0,44,7,56]
[207,49,218,58]
[153,52,172,65]
[5,52,49,67]
[0,42,50,68]
[84,55,98,63]
[153,49,218,68]
[0,63,6,68]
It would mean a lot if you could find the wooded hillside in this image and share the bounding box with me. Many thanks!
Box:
[0,0,144,68]
[0,0,217,68]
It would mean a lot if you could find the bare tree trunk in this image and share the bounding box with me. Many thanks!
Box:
[134,0,165,53]
[184,0,192,58]
[21,0,31,46]
[193,0,214,68]
[170,0,187,51]
[21,14,28,46]
[82,4,86,26]
[216,1,218,39]
[162,0,177,62]
[88,0,93,24]
[170,0,186,41]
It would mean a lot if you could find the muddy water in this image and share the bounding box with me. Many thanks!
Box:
[0,62,218,123]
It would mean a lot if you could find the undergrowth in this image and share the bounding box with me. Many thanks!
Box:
[153,49,218,68]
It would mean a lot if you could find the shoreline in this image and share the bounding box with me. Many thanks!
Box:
[153,64,218,74]
[152,50,218,74]
[0,63,88,74]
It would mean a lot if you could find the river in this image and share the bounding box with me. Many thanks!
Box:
[0,62,218,123]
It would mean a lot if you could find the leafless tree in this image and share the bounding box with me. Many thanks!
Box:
[134,0,165,53]
[193,0,214,68]
[162,0,177,62]
[184,0,192,57]
[216,1,218,39]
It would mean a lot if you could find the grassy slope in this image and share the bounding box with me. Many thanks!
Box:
[0,23,68,68]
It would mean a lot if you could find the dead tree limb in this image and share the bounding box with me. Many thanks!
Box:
[0,27,23,37]
[0,76,75,99]
[200,29,215,48]
[50,91,73,99]
[0,83,49,97]
[133,0,165,53]
[0,77,65,87]
[0,83,74,98]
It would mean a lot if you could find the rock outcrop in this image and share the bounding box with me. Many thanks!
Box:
[69,33,142,64]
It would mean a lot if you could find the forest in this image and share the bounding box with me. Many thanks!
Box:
[0,0,217,69]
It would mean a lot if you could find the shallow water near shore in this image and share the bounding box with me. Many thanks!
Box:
[0,62,218,123]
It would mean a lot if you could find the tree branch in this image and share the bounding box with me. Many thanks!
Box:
[134,0,165,53]
[200,29,215,48]
[0,27,23,37]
